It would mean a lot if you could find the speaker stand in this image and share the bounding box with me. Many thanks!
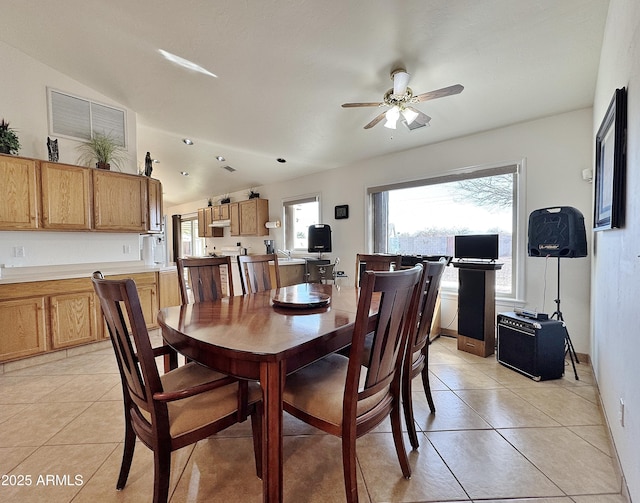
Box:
[550,257,580,380]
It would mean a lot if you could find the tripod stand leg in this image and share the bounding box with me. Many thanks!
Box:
[564,328,579,381]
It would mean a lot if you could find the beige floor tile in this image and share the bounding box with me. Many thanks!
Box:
[171,437,263,502]
[0,402,29,423]
[284,435,370,503]
[572,494,630,502]
[511,386,604,426]
[0,401,91,447]
[2,443,118,503]
[0,445,38,474]
[568,424,615,456]
[74,442,195,503]
[498,427,621,495]
[426,429,564,500]
[40,373,120,402]
[430,363,504,390]
[46,401,125,445]
[411,390,492,432]
[358,431,468,502]
[0,335,626,503]
[0,374,75,404]
[97,382,124,401]
[565,385,600,404]
[479,498,573,503]
[454,388,560,428]
[4,354,118,376]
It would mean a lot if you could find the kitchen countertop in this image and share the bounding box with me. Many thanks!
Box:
[0,261,176,285]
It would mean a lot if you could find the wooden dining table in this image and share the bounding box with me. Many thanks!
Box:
[157,283,378,503]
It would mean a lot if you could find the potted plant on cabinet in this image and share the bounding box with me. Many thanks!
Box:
[0,119,21,155]
[76,132,126,170]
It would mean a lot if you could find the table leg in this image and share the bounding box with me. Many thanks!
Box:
[260,360,284,503]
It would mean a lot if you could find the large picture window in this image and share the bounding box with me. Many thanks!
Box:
[370,163,522,297]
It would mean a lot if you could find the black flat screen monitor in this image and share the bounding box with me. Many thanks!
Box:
[454,234,498,261]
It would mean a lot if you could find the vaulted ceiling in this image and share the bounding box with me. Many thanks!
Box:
[0,0,609,206]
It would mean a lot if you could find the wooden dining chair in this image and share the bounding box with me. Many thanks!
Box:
[354,253,402,287]
[402,260,446,449]
[237,253,280,293]
[91,271,262,503]
[177,256,234,304]
[283,265,423,503]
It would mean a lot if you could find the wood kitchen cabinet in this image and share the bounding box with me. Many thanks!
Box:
[197,206,223,238]
[40,161,92,230]
[0,154,39,230]
[159,269,181,308]
[93,170,148,231]
[147,178,163,233]
[0,297,47,361]
[231,198,269,236]
[50,290,98,349]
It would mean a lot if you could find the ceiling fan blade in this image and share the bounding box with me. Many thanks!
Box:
[342,102,383,108]
[364,111,387,129]
[414,84,464,102]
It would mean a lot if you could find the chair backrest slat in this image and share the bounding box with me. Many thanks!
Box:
[92,272,162,414]
[177,256,234,304]
[347,265,422,406]
[412,261,446,355]
[238,254,280,294]
[355,253,402,287]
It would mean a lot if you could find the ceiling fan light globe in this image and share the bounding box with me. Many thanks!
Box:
[402,108,419,125]
[383,118,397,129]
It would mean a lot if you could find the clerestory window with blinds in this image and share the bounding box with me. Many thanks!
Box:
[47,88,127,147]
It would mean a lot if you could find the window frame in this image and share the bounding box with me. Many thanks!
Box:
[366,160,526,301]
[47,87,128,148]
[282,194,321,252]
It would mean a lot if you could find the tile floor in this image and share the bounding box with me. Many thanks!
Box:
[0,334,629,503]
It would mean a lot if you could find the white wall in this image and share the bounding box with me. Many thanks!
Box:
[244,109,594,353]
[592,0,640,499]
[0,41,143,268]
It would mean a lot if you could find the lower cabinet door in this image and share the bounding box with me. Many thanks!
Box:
[50,291,98,349]
[0,297,47,361]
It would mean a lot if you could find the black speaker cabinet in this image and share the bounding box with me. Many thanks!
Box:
[528,207,587,258]
[308,224,332,253]
[453,262,502,357]
[497,312,566,381]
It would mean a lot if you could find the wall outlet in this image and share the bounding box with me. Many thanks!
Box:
[619,398,625,427]
[123,244,131,254]
[13,246,25,258]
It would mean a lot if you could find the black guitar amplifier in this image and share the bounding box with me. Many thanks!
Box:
[497,312,566,381]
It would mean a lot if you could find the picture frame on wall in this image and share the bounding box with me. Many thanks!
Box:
[594,87,626,231]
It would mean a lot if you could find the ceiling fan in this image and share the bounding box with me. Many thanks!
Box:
[342,68,464,130]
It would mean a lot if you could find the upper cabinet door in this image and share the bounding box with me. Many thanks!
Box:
[147,178,163,233]
[93,170,148,231]
[41,162,92,230]
[0,154,39,229]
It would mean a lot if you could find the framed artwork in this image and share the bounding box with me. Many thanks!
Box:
[594,87,626,231]
[334,204,349,219]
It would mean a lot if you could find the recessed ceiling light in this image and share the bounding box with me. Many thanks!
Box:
[216,156,226,162]
[180,171,189,176]
[183,138,194,145]
[158,49,218,78]
[276,158,287,163]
